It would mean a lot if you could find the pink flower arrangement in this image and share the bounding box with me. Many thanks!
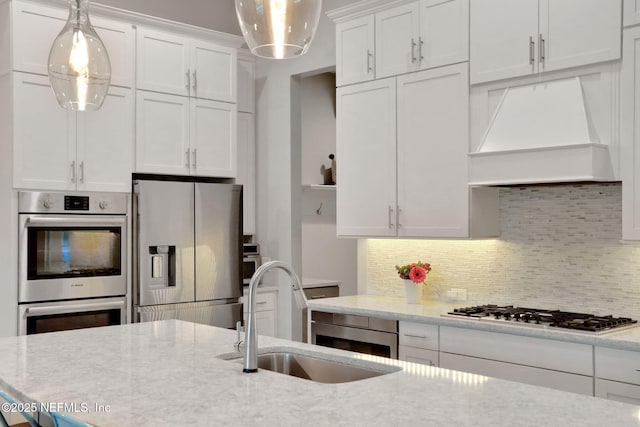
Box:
[395,261,432,284]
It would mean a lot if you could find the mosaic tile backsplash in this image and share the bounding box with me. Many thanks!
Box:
[365,183,640,319]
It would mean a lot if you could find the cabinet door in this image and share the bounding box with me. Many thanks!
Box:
[624,0,640,27]
[237,56,255,113]
[540,0,622,73]
[399,345,439,366]
[336,15,375,87]
[191,41,237,103]
[135,90,190,175]
[77,86,133,192]
[91,16,135,88]
[375,3,420,79]
[190,99,237,178]
[418,0,469,70]
[336,78,397,237]
[237,112,256,235]
[13,72,76,191]
[622,26,640,240]
[470,0,539,84]
[11,1,66,76]
[136,27,190,96]
[397,64,470,237]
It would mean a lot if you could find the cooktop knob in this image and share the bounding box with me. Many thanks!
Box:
[99,201,108,210]
[43,199,53,209]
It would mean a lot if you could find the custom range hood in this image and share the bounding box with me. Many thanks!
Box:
[468,77,616,185]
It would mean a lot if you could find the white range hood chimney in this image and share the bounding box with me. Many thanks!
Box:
[468,77,615,185]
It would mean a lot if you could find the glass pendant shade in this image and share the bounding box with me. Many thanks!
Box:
[48,0,111,111]
[235,0,322,59]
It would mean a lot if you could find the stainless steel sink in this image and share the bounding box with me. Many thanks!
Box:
[221,348,401,383]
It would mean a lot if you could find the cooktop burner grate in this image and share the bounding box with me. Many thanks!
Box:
[445,305,638,334]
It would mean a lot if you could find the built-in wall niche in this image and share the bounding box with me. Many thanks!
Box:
[300,71,357,296]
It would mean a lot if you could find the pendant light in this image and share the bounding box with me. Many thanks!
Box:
[235,0,322,59]
[48,0,111,111]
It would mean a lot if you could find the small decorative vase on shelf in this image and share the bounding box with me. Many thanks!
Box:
[404,280,422,304]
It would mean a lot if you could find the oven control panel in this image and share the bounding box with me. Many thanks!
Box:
[18,191,128,214]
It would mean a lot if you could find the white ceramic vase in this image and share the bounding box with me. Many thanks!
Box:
[403,279,422,304]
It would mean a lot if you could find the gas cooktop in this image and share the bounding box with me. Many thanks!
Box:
[444,305,638,334]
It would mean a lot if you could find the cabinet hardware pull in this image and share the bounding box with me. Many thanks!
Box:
[419,37,424,62]
[185,69,190,90]
[388,205,395,229]
[256,301,267,305]
[397,206,402,229]
[310,295,326,299]
[192,70,197,93]
[404,334,428,339]
[529,36,535,66]
[79,161,84,183]
[185,150,190,169]
[70,160,76,183]
[192,149,197,168]
[367,49,373,73]
[538,34,545,64]
[411,38,417,63]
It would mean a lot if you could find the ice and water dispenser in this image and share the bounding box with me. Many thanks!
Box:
[148,245,176,286]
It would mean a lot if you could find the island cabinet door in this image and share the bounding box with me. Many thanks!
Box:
[595,379,640,405]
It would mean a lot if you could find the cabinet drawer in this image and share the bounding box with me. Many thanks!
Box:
[303,285,339,300]
[595,378,640,405]
[440,352,593,396]
[440,326,592,375]
[399,321,438,350]
[242,291,276,312]
[595,347,640,385]
[399,345,438,366]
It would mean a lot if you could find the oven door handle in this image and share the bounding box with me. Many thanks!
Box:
[25,300,125,316]
[25,216,126,227]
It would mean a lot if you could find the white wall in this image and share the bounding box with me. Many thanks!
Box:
[254,0,360,340]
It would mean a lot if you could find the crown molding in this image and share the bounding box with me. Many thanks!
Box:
[326,0,415,23]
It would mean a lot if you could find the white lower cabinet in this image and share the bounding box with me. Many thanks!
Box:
[398,321,439,366]
[439,326,594,396]
[242,288,278,337]
[594,346,640,405]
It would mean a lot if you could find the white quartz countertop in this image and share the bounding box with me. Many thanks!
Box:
[306,295,640,352]
[0,321,638,426]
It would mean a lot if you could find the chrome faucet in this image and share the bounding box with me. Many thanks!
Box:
[242,260,307,373]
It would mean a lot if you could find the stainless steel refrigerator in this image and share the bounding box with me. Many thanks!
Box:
[132,178,243,328]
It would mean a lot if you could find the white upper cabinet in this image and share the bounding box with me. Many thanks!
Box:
[337,64,498,238]
[335,0,469,86]
[470,0,622,84]
[11,0,134,87]
[136,91,236,178]
[136,27,236,103]
[336,15,375,87]
[13,73,133,192]
[624,0,640,27]
[336,78,397,237]
[375,3,420,79]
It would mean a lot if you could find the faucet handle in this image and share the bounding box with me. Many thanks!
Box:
[234,321,245,352]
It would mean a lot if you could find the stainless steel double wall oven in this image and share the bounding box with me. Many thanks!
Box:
[18,191,128,335]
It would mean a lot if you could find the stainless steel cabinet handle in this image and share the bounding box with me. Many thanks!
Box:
[397,206,402,229]
[404,334,428,339]
[529,36,535,66]
[539,34,545,64]
[411,38,417,63]
[192,70,197,93]
[185,69,190,90]
[388,205,395,229]
[185,149,191,168]
[310,295,326,299]
[419,37,424,62]
[70,160,76,183]
[79,160,84,183]
[366,49,373,73]
[256,301,267,305]
[192,149,197,168]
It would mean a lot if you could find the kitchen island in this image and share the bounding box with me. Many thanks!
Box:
[0,320,638,426]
